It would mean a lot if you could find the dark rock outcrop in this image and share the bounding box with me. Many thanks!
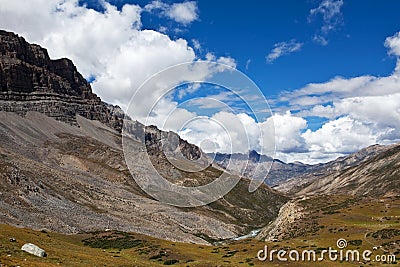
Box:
[0,30,122,131]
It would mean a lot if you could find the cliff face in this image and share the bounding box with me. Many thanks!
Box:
[0,30,122,130]
[0,29,205,164]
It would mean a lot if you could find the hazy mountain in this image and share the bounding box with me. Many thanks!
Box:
[211,141,395,191]
[209,150,314,187]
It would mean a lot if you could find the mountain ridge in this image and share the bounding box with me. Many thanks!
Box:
[0,30,289,244]
[0,30,122,130]
[276,143,393,195]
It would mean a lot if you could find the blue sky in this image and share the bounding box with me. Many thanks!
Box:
[1,0,400,163]
[80,0,400,97]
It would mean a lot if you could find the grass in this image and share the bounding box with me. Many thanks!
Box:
[82,231,146,249]
[0,196,398,266]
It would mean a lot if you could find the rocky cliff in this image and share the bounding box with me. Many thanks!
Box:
[0,30,122,131]
[0,30,204,161]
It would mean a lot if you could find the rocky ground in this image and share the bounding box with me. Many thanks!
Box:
[0,111,288,245]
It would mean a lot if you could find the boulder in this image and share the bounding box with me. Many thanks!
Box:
[21,243,47,257]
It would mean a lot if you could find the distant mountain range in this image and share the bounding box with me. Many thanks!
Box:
[209,150,314,187]
[210,141,397,194]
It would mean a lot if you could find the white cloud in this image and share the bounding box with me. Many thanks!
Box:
[274,92,400,164]
[204,52,237,68]
[302,116,375,154]
[261,112,307,154]
[385,32,400,56]
[272,31,400,163]
[0,0,237,122]
[334,94,400,141]
[145,98,197,132]
[309,0,344,33]
[92,30,196,105]
[266,39,303,63]
[177,83,201,99]
[192,39,201,50]
[297,104,336,119]
[145,1,198,25]
[282,74,400,109]
[385,31,400,72]
[168,1,198,25]
[309,0,344,45]
[179,111,264,155]
[179,110,308,161]
[313,35,328,46]
[245,59,251,70]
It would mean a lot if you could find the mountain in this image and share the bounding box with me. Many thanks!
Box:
[256,143,400,242]
[0,30,399,266]
[0,30,123,131]
[0,30,288,245]
[209,150,314,187]
[210,144,392,189]
[276,143,396,196]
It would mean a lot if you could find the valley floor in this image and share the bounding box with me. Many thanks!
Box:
[0,195,399,267]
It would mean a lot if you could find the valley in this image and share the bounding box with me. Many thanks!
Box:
[0,29,399,266]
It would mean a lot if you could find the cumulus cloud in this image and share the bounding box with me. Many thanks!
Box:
[385,31,400,72]
[178,110,310,163]
[303,116,375,153]
[385,32,400,56]
[0,0,236,115]
[261,112,307,154]
[271,31,400,163]
[144,1,199,25]
[334,94,400,141]
[266,39,303,63]
[282,73,400,111]
[179,111,265,154]
[91,31,196,105]
[0,0,194,102]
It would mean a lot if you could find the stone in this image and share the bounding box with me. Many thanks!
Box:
[21,243,47,257]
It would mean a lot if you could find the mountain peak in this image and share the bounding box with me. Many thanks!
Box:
[0,30,122,131]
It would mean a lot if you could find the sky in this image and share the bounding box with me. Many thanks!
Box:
[0,0,400,163]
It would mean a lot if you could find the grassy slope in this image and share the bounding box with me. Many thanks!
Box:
[0,196,398,267]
